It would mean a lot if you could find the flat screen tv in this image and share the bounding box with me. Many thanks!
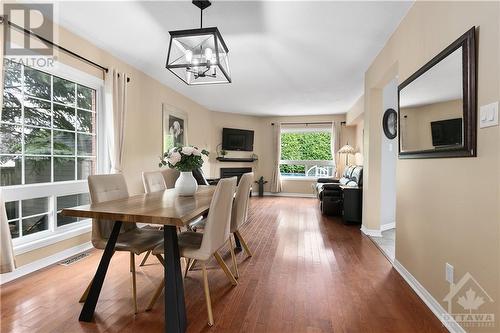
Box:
[222,128,254,151]
[431,118,463,147]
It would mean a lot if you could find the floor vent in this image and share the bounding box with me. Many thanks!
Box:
[59,252,91,266]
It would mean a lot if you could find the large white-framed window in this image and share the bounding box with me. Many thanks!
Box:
[1,58,105,253]
[280,124,335,179]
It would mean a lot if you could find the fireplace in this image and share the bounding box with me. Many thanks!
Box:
[220,167,252,184]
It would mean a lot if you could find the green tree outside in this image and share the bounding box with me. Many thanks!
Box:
[280,132,332,174]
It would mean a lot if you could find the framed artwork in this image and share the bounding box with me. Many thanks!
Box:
[162,103,188,153]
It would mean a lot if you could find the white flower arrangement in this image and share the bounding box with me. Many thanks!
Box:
[160,146,209,171]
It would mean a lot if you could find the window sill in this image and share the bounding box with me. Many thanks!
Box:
[14,219,92,256]
[281,176,320,181]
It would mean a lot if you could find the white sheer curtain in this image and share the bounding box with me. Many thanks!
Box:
[0,190,16,273]
[331,122,340,177]
[270,122,282,193]
[105,69,128,174]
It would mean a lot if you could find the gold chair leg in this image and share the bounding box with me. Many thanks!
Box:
[146,278,165,311]
[139,250,151,266]
[229,237,239,279]
[213,251,237,286]
[201,261,214,327]
[184,258,192,278]
[235,230,253,257]
[79,278,93,303]
[130,253,138,314]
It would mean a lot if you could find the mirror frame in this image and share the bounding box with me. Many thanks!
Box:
[398,27,477,159]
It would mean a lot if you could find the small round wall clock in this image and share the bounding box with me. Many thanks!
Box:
[382,108,397,140]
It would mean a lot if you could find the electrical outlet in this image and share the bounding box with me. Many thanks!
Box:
[445,263,454,284]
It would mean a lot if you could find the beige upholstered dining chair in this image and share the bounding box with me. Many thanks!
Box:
[187,172,254,278]
[79,174,164,314]
[228,172,254,278]
[140,171,169,266]
[161,168,180,188]
[142,171,168,193]
[146,177,238,326]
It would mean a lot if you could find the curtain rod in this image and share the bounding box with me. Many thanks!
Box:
[3,19,130,83]
[271,121,333,126]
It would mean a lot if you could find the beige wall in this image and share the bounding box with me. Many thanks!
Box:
[401,99,463,151]
[362,2,500,330]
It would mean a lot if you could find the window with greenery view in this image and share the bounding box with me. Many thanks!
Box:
[280,130,334,177]
[1,59,98,242]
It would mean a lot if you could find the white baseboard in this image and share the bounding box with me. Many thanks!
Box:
[251,192,315,198]
[0,242,93,285]
[380,222,396,231]
[393,260,465,333]
[360,225,383,237]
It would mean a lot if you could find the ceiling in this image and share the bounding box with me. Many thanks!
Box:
[57,1,413,116]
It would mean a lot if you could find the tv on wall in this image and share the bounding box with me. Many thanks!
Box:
[431,118,463,147]
[222,128,254,151]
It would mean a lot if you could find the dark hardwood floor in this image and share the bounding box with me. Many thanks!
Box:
[0,197,447,333]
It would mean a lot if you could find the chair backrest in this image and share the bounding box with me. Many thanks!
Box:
[230,172,253,232]
[199,177,237,257]
[161,168,180,189]
[88,174,136,249]
[192,168,210,185]
[142,171,167,193]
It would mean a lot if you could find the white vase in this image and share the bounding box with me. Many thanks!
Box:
[175,171,198,196]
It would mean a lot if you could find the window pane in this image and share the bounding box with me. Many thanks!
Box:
[24,98,51,127]
[0,156,21,186]
[76,110,94,133]
[57,193,90,226]
[53,76,75,105]
[54,157,75,181]
[0,123,22,154]
[3,59,22,88]
[9,221,20,238]
[53,104,76,131]
[77,134,95,156]
[53,130,75,155]
[280,165,305,176]
[22,197,49,216]
[77,157,95,180]
[22,214,48,236]
[24,67,51,100]
[5,201,19,220]
[24,126,51,155]
[25,156,51,184]
[2,88,22,124]
[77,85,95,110]
[281,132,332,161]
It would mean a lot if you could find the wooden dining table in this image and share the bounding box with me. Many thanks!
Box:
[62,185,216,333]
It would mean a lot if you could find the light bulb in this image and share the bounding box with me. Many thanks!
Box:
[204,48,213,62]
[185,50,193,63]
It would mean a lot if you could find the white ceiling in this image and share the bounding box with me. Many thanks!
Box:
[56,1,413,116]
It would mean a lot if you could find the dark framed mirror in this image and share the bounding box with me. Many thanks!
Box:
[398,27,477,159]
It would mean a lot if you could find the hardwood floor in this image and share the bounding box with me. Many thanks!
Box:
[0,197,447,333]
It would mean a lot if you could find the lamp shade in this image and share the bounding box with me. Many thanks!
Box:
[338,144,355,154]
[166,27,231,85]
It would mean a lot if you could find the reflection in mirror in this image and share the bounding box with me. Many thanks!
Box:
[399,47,463,153]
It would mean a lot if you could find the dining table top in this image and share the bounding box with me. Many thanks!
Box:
[61,185,216,227]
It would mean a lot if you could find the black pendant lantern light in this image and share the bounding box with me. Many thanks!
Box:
[166,0,231,85]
